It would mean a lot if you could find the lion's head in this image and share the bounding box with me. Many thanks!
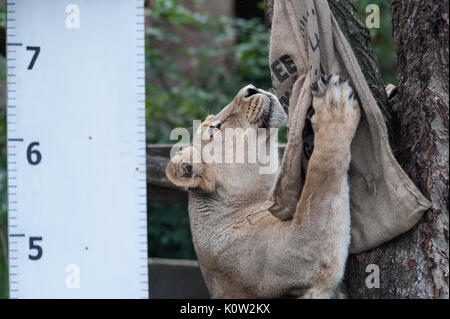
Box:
[166,85,287,198]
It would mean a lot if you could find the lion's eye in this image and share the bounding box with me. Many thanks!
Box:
[209,123,221,131]
[208,123,221,139]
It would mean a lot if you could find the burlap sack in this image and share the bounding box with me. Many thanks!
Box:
[268,0,431,253]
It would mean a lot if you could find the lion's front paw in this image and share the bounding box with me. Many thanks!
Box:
[310,74,361,143]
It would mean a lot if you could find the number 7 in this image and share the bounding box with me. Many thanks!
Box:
[26,46,41,70]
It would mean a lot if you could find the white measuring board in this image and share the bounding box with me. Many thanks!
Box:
[6,0,148,298]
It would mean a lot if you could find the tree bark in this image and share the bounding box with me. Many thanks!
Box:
[0,26,5,57]
[265,0,449,298]
[345,0,449,299]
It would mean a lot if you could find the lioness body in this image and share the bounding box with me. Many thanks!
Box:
[167,76,360,298]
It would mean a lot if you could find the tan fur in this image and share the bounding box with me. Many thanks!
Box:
[166,76,360,298]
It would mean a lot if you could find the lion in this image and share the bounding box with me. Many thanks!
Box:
[166,74,361,298]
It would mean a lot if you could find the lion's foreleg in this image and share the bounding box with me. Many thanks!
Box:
[292,75,360,297]
[294,74,360,226]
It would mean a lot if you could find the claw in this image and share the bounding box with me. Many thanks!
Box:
[328,74,340,85]
[320,74,329,84]
[348,91,355,100]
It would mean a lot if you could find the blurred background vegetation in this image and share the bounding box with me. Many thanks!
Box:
[0,0,395,298]
[146,0,395,262]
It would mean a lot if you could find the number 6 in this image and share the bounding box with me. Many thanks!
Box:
[27,142,42,165]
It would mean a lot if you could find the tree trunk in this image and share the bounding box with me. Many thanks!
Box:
[265,0,449,298]
[345,0,449,299]
[0,26,5,58]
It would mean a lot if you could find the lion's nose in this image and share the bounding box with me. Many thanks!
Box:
[245,87,259,98]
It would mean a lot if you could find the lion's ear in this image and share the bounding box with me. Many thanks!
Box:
[165,147,215,192]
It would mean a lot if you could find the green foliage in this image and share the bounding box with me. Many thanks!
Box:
[0,8,5,24]
[145,1,272,260]
[354,0,396,84]
[146,1,271,144]
[148,203,196,259]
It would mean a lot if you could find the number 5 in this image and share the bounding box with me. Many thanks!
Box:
[29,237,43,260]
